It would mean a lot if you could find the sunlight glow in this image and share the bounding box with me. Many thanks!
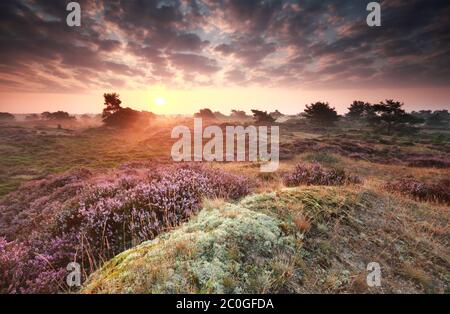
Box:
[154,97,167,107]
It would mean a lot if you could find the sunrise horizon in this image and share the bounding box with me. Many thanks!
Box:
[1,0,450,301]
[1,1,449,116]
[2,85,450,115]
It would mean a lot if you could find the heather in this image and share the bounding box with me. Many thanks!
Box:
[0,164,253,293]
[384,177,450,204]
[282,162,362,187]
[83,187,450,294]
[279,136,450,168]
[82,204,302,294]
[1,116,449,295]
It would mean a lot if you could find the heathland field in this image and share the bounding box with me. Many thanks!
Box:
[0,115,449,294]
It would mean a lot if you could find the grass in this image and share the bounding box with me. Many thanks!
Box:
[304,151,340,165]
[1,119,449,294]
[0,124,174,197]
[82,186,449,293]
[82,203,303,294]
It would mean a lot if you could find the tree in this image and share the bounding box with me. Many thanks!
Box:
[25,114,39,121]
[101,92,155,128]
[302,102,339,125]
[230,110,248,119]
[213,111,227,119]
[411,110,432,120]
[41,111,75,120]
[346,101,372,120]
[270,110,284,120]
[80,114,92,120]
[0,112,15,121]
[102,93,122,118]
[194,108,215,119]
[251,109,275,124]
[41,111,52,120]
[369,100,423,135]
[435,110,450,121]
[426,112,446,126]
[103,107,141,128]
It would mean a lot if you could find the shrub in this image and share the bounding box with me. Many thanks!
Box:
[103,108,155,128]
[0,112,15,121]
[384,177,450,204]
[251,109,276,124]
[0,168,92,240]
[194,108,216,119]
[0,164,253,293]
[302,102,339,126]
[41,111,75,121]
[283,163,361,187]
[82,204,301,294]
[0,237,27,293]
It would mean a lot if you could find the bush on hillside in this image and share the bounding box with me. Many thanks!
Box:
[0,164,253,293]
[0,112,15,121]
[384,177,449,204]
[282,163,361,187]
[82,204,301,294]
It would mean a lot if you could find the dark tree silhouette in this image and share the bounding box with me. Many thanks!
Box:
[0,112,15,121]
[25,114,39,121]
[346,101,372,120]
[413,110,450,126]
[102,93,122,118]
[194,108,215,119]
[230,110,248,119]
[270,110,284,120]
[101,93,155,128]
[426,112,446,126]
[412,110,433,120]
[41,111,75,120]
[302,102,339,125]
[213,111,227,119]
[103,107,140,128]
[251,109,275,124]
[80,114,92,120]
[369,100,423,135]
[41,111,52,120]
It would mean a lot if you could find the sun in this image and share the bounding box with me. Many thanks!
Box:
[154,97,166,107]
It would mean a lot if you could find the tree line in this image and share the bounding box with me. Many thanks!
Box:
[194,100,449,135]
[2,94,448,136]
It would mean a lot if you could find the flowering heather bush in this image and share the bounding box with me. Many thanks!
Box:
[0,168,92,240]
[0,237,26,293]
[82,204,301,294]
[0,233,86,294]
[283,162,362,187]
[0,164,253,293]
[384,177,450,204]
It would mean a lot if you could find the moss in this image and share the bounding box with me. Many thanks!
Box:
[81,187,368,294]
[240,187,364,233]
[82,203,302,294]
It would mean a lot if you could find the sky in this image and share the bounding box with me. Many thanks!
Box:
[0,0,449,115]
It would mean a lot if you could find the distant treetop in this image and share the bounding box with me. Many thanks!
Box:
[302,102,339,126]
[251,109,276,124]
[0,112,15,121]
[102,93,122,118]
[194,108,216,119]
[41,111,75,121]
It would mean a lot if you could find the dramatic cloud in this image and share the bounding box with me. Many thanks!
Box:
[0,0,449,92]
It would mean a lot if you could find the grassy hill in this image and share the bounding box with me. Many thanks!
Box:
[0,118,449,294]
[83,187,449,294]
